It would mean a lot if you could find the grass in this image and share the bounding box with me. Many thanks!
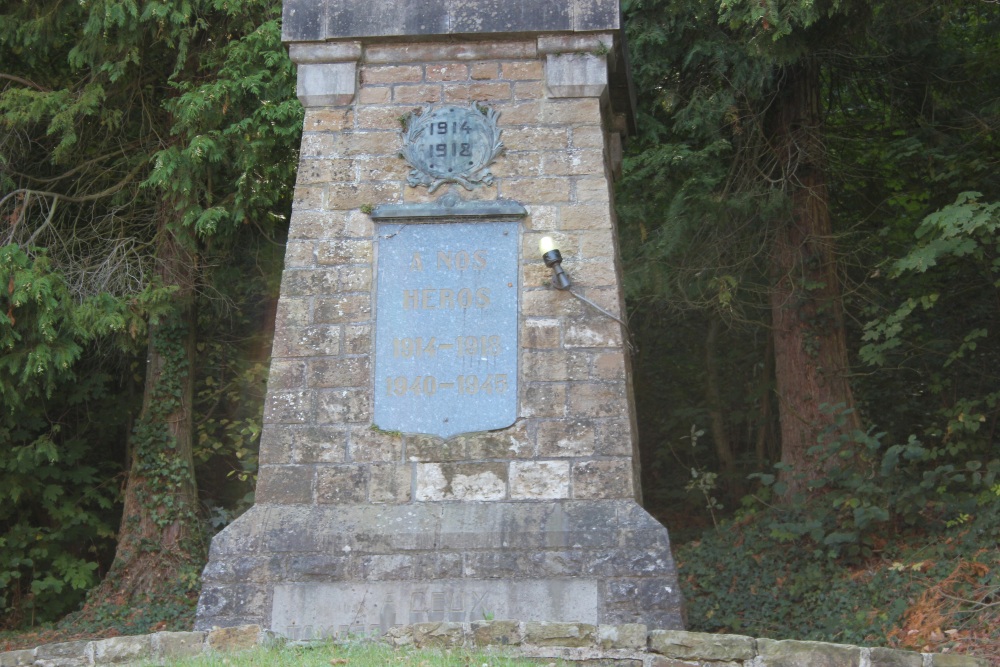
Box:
[142,640,571,667]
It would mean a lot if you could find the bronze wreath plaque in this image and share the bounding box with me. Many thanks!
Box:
[402,103,504,192]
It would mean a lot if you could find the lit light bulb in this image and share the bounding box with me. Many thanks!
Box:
[538,235,571,290]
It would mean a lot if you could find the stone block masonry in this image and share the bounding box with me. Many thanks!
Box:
[261,32,640,513]
[197,0,681,635]
[1,625,986,667]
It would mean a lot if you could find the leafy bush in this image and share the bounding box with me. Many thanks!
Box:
[0,246,131,626]
[748,404,999,562]
[678,493,1000,648]
[681,397,1000,651]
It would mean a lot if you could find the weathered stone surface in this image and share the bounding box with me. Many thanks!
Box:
[315,464,369,503]
[407,435,467,462]
[648,630,755,661]
[308,356,370,388]
[509,460,570,499]
[283,0,621,42]
[272,579,597,638]
[288,42,362,64]
[272,325,340,358]
[546,53,608,98]
[152,631,207,659]
[572,459,633,499]
[461,423,534,459]
[926,654,989,667]
[597,624,647,650]
[5,625,937,667]
[315,388,371,423]
[524,622,596,647]
[649,630,756,660]
[255,465,314,504]
[411,622,466,648]
[197,500,682,631]
[869,646,923,667]
[33,640,92,667]
[0,650,34,667]
[198,586,270,627]
[538,420,597,457]
[92,635,151,663]
[472,620,522,647]
[415,462,508,501]
[293,427,348,464]
[368,462,412,502]
[757,638,861,667]
[646,659,692,667]
[206,625,262,652]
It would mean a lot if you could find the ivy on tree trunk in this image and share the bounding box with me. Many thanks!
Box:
[94,219,202,608]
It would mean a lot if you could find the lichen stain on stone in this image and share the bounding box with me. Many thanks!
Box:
[416,463,506,501]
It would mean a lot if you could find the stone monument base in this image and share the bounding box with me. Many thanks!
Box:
[195,500,683,635]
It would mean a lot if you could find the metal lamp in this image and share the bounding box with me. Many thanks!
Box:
[539,236,572,290]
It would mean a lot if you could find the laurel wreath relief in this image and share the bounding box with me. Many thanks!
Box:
[402,103,504,193]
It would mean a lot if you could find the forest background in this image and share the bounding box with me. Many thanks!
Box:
[0,0,997,663]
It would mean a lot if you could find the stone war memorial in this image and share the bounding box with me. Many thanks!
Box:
[195,0,684,638]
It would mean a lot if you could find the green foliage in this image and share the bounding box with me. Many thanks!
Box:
[623,8,1000,659]
[855,189,1000,479]
[58,558,204,636]
[1,0,300,628]
[750,404,999,562]
[862,192,1000,373]
[678,502,1000,646]
[0,247,84,409]
[145,2,303,238]
[0,425,118,625]
[131,314,200,532]
[0,246,138,626]
[192,233,285,524]
[621,0,1000,526]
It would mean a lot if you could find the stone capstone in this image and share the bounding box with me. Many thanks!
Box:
[546,54,609,99]
[757,638,862,667]
[151,631,207,659]
[648,630,755,661]
[597,624,647,650]
[0,650,33,667]
[472,620,522,647]
[524,622,597,647]
[296,62,358,107]
[928,654,990,667]
[282,0,621,42]
[0,624,971,667]
[90,636,151,664]
[206,625,264,652]
[410,622,466,648]
[32,641,92,667]
[869,646,924,667]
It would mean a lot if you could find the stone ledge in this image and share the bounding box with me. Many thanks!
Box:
[0,623,987,667]
[0,627,263,667]
[282,0,621,43]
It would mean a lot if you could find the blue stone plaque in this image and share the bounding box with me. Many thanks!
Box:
[374,222,519,438]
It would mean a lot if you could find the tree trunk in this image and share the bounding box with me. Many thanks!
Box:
[768,60,861,497]
[86,215,202,612]
[754,332,777,465]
